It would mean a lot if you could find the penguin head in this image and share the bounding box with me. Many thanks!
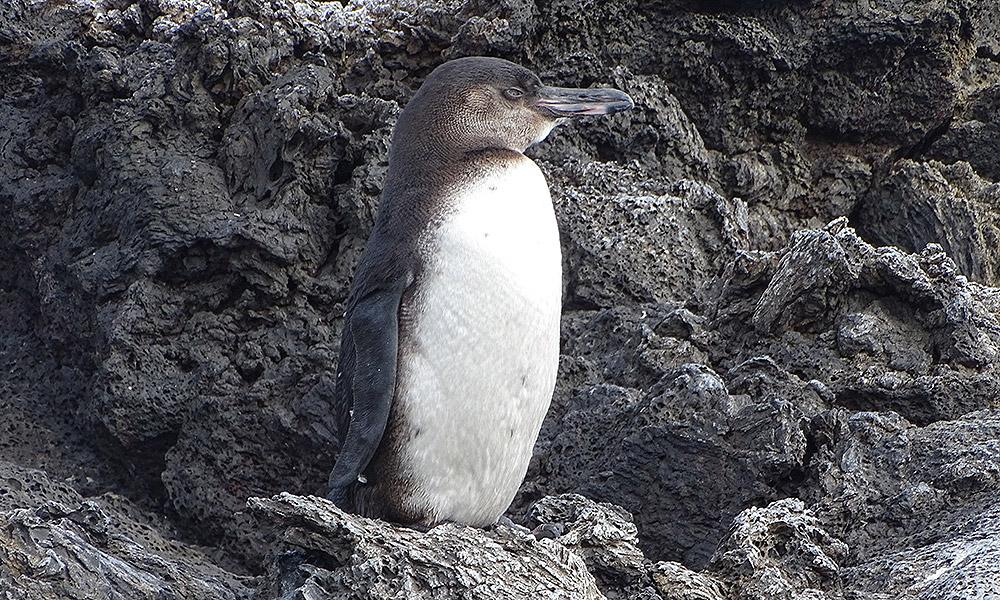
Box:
[393,56,634,157]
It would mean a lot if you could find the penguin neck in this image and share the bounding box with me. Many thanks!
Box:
[391,131,527,165]
[376,141,527,245]
[385,132,528,198]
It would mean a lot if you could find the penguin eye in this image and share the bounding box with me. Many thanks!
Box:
[503,87,524,101]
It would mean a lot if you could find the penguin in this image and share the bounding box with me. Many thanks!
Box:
[328,56,633,527]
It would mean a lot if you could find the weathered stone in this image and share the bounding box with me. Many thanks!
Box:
[0,462,249,599]
[855,159,1000,286]
[707,498,848,600]
[248,492,605,600]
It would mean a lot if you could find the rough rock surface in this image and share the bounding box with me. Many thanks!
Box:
[2,0,999,598]
[247,492,606,600]
[0,461,249,599]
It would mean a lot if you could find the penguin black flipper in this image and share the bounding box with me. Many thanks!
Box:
[327,278,407,509]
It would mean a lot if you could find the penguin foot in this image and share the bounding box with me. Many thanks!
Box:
[530,522,565,540]
[492,515,534,538]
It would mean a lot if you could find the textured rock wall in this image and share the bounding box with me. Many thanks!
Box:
[1,0,998,598]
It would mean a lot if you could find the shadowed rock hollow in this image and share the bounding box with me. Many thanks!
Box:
[1,0,998,598]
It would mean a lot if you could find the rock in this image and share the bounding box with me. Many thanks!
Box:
[713,220,1000,425]
[554,169,749,309]
[843,504,1000,599]
[651,561,729,600]
[706,498,848,600]
[750,221,858,335]
[805,410,1000,599]
[526,494,655,598]
[247,492,605,600]
[521,362,796,569]
[0,462,249,599]
[928,82,1000,182]
[855,159,1000,286]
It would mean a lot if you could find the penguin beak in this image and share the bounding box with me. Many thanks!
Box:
[534,86,635,118]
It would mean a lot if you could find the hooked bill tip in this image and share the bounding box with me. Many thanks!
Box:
[535,86,635,118]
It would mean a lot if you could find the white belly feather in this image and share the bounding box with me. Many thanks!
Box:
[397,156,561,526]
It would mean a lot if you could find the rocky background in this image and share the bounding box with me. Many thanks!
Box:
[2,0,999,598]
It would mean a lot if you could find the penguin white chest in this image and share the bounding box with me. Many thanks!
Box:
[398,157,562,526]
